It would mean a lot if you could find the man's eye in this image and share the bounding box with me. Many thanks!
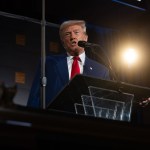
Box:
[75,31,79,34]
[64,33,70,36]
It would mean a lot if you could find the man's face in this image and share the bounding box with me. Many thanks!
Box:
[61,25,88,56]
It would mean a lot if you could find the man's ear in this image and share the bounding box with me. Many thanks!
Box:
[86,35,88,41]
[85,35,88,41]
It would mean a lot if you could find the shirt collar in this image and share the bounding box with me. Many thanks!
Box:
[67,52,85,64]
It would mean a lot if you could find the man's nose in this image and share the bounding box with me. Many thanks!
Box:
[70,32,76,39]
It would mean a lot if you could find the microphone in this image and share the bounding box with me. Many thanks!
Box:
[78,41,119,82]
[78,41,100,48]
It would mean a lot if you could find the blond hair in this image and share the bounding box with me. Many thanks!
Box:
[59,20,87,38]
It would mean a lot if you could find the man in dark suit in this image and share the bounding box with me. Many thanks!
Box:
[27,20,110,108]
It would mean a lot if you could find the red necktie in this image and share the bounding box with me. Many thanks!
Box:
[71,56,80,79]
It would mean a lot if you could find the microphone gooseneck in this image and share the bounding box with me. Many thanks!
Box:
[78,41,99,48]
[78,40,119,82]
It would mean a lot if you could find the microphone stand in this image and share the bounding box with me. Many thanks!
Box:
[87,44,119,82]
[78,41,125,95]
[89,46,124,94]
[40,0,46,109]
[78,41,119,82]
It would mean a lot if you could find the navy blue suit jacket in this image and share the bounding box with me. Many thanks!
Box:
[27,53,110,108]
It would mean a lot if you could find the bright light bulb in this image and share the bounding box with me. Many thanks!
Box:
[123,48,138,65]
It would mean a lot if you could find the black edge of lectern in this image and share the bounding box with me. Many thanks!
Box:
[47,74,150,114]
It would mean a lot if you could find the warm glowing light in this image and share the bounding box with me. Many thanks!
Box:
[122,48,138,65]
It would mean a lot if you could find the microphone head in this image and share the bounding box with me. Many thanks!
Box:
[78,41,87,48]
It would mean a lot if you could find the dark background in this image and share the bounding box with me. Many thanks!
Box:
[0,0,149,30]
[0,0,150,106]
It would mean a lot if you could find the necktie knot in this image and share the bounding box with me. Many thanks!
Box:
[73,56,79,60]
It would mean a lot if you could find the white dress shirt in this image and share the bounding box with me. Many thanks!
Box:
[67,52,85,79]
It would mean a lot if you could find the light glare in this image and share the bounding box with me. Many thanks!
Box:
[123,48,138,65]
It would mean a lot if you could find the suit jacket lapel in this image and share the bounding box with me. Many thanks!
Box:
[56,55,69,84]
[83,56,93,76]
